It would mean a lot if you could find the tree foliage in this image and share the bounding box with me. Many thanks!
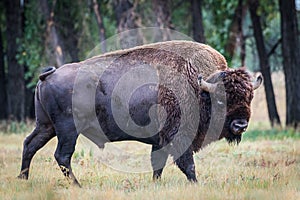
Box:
[203,0,239,60]
[0,0,299,129]
[16,0,45,89]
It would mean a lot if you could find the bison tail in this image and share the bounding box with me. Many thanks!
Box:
[39,66,56,81]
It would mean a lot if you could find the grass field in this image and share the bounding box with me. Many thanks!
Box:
[0,126,299,200]
[0,72,299,200]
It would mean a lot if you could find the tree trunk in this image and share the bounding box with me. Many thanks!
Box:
[225,0,247,65]
[93,0,107,53]
[249,0,281,127]
[24,64,35,119]
[191,0,205,43]
[113,0,144,48]
[40,0,65,67]
[0,25,7,119]
[237,0,246,66]
[58,1,79,63]
[152,0,173,41]
[5,0,25,121]
[279,0,300,129]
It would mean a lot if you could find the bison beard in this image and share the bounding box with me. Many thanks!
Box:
[225,129,242,144]
[17,41,262,187]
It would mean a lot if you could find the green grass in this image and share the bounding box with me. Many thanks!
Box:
[0,120,34,135]
[244,128,300,141]
[0,122,299,199]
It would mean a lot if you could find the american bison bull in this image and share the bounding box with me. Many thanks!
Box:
[18,41,262,186]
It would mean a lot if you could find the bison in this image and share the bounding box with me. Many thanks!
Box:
[18,41,262,187]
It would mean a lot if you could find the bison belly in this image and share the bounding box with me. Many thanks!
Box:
[94,69,162,145]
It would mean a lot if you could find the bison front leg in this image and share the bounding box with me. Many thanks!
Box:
[151,145,168,181]
[174,148,197,182]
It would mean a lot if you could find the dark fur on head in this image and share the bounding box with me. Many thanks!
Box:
[222,70,253,144]
[193,69,254,151]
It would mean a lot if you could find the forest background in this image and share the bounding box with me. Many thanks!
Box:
[0,0,299,131]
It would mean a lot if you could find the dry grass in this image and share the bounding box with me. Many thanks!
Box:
[0,132,299,200]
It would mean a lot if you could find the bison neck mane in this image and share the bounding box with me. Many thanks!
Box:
[192,91,213,152]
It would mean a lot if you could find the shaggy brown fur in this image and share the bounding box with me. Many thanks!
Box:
[84,40,228,79]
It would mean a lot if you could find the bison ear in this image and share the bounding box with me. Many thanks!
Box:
[197,74,217,93]
[252,73,263,90]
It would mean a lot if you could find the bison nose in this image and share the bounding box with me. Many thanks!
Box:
[230,119,248,135]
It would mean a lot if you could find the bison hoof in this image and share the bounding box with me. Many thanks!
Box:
[153,175,162,181]
[188,177,198,183]
[17,174,28,180]
[73,180,82,188]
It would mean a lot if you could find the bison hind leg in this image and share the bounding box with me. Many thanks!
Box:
[18,123,56,179]
[54,140,81,187]
[54,124,81,187]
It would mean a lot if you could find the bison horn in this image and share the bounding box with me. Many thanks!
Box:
[252,73,263,90]
[197,74,218,93]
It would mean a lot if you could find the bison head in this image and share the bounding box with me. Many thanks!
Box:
[198,69,262,144]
